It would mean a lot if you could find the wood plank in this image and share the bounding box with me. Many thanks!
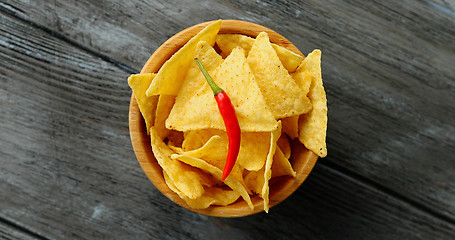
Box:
[1,11,455,240]
[227,164,455,240]
[0,12,136,239]
[2,0,454,221]
[0,220,45,240]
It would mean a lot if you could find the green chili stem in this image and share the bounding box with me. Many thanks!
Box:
[195,58,224,95]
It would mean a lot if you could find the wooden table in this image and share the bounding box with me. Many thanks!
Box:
[1,1,454,239]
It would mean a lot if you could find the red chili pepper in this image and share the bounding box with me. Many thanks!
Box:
[195,58,241,180]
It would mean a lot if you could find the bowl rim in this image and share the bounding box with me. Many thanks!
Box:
[129,19,319,217]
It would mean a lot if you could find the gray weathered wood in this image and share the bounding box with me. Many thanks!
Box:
[0,221,41,240]
[2,0,454,221]
[1,0,455,239]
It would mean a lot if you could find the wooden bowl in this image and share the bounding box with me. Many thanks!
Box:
[129,20,319,217]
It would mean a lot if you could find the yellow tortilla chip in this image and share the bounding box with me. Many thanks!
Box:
[216,34,253,58]
[271,147,296,178]
[179,123,283,212]
[262,121,282,212]
[164,172,239,209]
[272,44,304,73]
[237,132,271,171]
[167,144,184,154]
[292,69,312,96]
[297,50,328,157]
[244,168,265,195]
[182,130,214,151]
[162,147,221,187]
[171,154,254,209]
[150,127,206,199]
[247,32,311,119]
[146,20,221,96]
[176,135,248,191]
[154,95,175,140]
[127,73,158,134]
[187,187,241,209]
[167,46,278,132]
[182,129,270,171]
[277,133,291,159]
[281,115,299,139]
[216,34,303,72]
[166,41,224,130]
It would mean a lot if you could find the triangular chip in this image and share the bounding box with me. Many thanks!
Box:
[154,95,175,140]
[233,131,271,171]
[292,69,312,95]
[281,115,299,139]
[181,129,271,171]
[164,172,240,209]
[271,147,296,178]
[182,130,213,151]
[216,34,303,72]
[262,121,282,212]
[127,73,158,134]
[247,32,311,119]
[146,20,221,96]
[167,46,278,132]
[166,41,224,130]
[171,154,254,209]
[244,168,265,195]
[150,127,207,199]
[297,50,328,157]
[173,135,248,192]
[216,34,253,58]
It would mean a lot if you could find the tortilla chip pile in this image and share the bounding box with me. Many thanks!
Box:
[128,20,327,213]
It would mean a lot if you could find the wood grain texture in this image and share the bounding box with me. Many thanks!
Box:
[2,0,454,222]
[1,0,455,239]
[0,221,43,240]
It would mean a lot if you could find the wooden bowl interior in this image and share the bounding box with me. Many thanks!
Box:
[129,20,319,217]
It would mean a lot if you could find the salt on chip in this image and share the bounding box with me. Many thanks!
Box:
[277,133,291,159]
[127,73,158,134]
[154,95,175,140]
[182,129,270,171]
[261,121,282,212]
[281,116,299,139]
[150,127,206,199]
[216,34,303,72]
[271,147,296,178]
[166,41,224,131]
[166,46,278,132]
[146,20,221,96]
[171,154,254,209]
[164,172,239,209]
[247,32,311,119]
[292,69,312,96]
[297,50,328,157]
